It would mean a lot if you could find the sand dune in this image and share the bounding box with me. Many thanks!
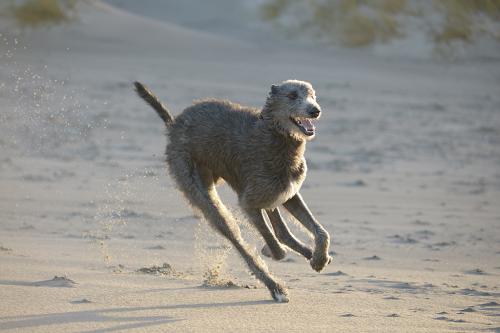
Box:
[1,1,499,332]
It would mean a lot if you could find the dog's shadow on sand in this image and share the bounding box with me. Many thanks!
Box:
[0,297,271,333]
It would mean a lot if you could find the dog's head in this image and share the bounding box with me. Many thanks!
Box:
[263,80,321,141]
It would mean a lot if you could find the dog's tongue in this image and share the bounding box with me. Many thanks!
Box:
[302,118,315,132]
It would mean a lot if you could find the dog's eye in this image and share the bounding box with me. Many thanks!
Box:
[287,91,298,100]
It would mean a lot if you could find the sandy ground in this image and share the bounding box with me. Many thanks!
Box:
[1,1,500,332]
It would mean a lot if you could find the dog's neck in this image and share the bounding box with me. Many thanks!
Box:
[258,116,306,166]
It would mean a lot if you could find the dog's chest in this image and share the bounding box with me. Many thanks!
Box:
[267,179,301,208]
[264,160,306,208]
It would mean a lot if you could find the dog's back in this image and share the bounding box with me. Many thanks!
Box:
[171,99,258,136]
[167,100,260,188]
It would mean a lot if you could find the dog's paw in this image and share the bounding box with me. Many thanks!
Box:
[270,284,289,303]
[261,245,287,261]
[310,253,332,272]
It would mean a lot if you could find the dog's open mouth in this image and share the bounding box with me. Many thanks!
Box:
[291,117,316,136]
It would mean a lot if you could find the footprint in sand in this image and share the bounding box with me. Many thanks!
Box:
[459,288,492,297]
[478,301,499,307]
[383,296,400,300]
[413,230,435,239]
[434,316,466,323]
[137,263,182,278]
[145,245,166,250]
[0,245,13,252]
[423,258,440,262]
[464,268,488,275]
[388,234,418,244]
[412,219,431,226]
[327,270,348,276]
[70,298,92,304]
[432,241,456,247]
[363,255,381,260]
[33,276,77,288]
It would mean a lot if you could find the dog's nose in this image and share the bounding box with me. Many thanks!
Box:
[308,107,321,118]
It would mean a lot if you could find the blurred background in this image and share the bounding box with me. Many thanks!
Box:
[2,0,499,58]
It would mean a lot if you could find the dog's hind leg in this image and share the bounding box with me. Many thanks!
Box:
[242,208,287,261]
[283,193,331,272]
[262,208,313,260]
[168,155,289,302]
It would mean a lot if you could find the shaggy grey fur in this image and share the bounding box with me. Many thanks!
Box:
[134,80,331,302]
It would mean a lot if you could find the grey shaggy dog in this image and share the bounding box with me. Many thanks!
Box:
[134,80,331,302]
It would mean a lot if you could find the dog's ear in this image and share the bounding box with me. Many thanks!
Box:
[270,84,279,96]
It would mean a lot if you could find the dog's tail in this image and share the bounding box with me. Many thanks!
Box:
[134,81,174,127]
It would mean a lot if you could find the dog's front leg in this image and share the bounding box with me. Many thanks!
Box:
[264,208,313,260]
[283,193,331,272]
[243,208,287,261]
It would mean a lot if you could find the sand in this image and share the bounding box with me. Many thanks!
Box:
[1,1,499,332]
